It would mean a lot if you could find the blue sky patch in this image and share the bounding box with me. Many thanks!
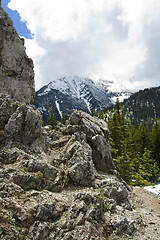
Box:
[2,0,33,39]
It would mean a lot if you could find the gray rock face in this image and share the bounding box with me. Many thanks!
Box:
[0,7,35,104]
[0,95,138,239]
[0,94,49,152]
[0,11,139,236]
[69,110,114,172]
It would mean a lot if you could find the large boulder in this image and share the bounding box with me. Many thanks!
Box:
[0,94,49,152]
[0,7,35,104]
[69,110,115,172]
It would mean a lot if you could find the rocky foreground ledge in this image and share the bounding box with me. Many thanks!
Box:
[0,94,147,240]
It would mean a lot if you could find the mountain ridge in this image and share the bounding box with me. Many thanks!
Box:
[34,76,131,123]
[123,86,160,126]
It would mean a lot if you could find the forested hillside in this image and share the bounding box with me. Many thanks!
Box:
[46,96,160,186]
[104,86,160,186]
[106,98,160,186]
[44,85,160,186]
[123,86,160,127]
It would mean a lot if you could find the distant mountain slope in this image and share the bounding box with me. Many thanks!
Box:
[123,86,160,126]
[34,76,131,123]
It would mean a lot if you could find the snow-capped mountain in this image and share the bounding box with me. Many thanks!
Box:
[34,76,131,123]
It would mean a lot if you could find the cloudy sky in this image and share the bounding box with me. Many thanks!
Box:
[2,0,160,92]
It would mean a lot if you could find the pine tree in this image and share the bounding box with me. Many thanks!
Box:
[108,97,128,158]
[133,125,151,156]
[107,97,160,186]
[139,148,159,183]
[41,120,44,127]
[115,144,134,184]
[90,109,95,117]
[61,113,69,125]
[98,109,105,119]
[47,106,57,128]
[151,120,160,167]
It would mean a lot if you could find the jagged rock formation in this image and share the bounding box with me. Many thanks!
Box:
[0,6,148,240]
[0,7,34,104]
[0,94,140,239]
[0,94,49,151]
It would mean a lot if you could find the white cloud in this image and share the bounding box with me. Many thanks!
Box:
[24,38,46,89]
[8,0,160,91]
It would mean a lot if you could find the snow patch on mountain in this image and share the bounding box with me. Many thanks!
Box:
[112,93,131,103]
[37,76,113,112]
[55,97,62,118]
[34,76,132,123]
[38,77,95,100]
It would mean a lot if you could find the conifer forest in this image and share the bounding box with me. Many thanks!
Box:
[106,98,160,186]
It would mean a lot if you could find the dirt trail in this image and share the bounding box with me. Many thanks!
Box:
[130,187,160,240]
[108,186,160,240]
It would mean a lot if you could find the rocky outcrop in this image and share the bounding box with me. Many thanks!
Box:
[0,94,49,152]
[0,95,141,239]
[0,7,34,104]
[69,111,114,172]
[0,6,146,239]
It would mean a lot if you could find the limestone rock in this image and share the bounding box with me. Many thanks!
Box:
[0,8,34,104]
[0,95,50,153]
[0,102,138,239]
[0,92,143,240]
[0,5,142,239]
[69,110,114,172]
[0,6,157,238]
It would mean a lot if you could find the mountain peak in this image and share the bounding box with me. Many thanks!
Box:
[38,76,95,98]
[34,76,131,123]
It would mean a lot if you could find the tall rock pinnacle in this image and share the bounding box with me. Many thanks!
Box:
[0,6,35,104]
